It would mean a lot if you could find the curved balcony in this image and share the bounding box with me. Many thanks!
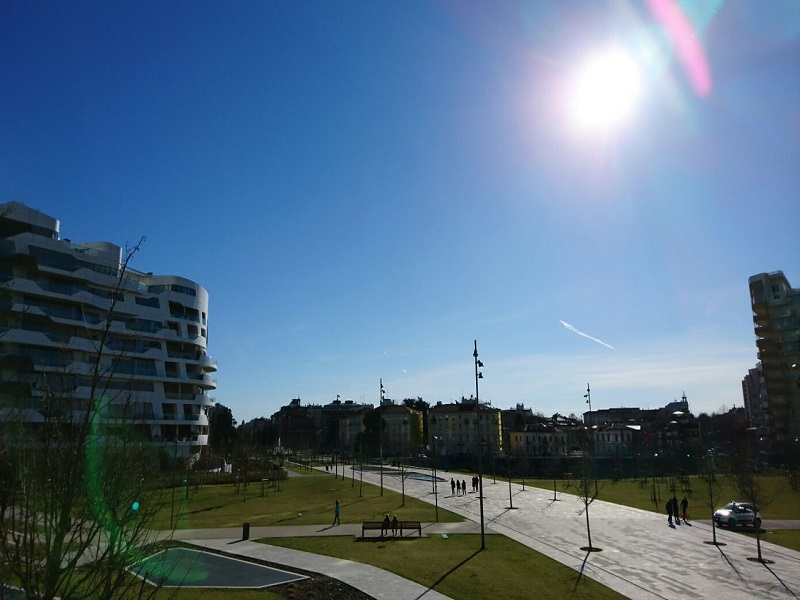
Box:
[196,393,215,407]
[198,373,216,390]
[199,354,217,372]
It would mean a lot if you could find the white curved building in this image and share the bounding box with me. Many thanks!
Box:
[0,201,216,462]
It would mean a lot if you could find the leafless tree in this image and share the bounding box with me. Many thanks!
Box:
[729,443,777,564]
[0,239,175,599]
[696,454,723,545]
[572,430,601,551]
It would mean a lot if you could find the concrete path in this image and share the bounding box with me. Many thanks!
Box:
[185,537,453,600]
[179,466,800,599]
[174,520,488,541]
[348,466,800,600]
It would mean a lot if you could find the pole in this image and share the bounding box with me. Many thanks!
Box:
[401,463,405,506]
[433,437,439,522]
[379,378,384,496]
[585,383,592,415]
[507,453,513,509]
[474,340,485,550]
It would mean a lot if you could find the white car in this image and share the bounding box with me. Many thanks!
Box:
[713,502,762,529]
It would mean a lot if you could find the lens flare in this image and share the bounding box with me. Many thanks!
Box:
[646,0,712,97]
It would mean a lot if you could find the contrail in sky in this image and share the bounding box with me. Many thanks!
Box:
[559,320,615,350]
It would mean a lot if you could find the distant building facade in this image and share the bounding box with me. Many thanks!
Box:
[508,420,582,457]
[428,399,502,457]
[0,201,216,462]
[380,402,424,457]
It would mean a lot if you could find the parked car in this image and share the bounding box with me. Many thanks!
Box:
[713,501,761,529]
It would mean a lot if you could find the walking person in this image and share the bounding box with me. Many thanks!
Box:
[456,479,461,496]
[451,478,456,496]
[666,498,674,525]
[332,499,340,526]
[680,496,689,523]
[391,514,398,536]
[462,479,467,496]
[671,495,680,525]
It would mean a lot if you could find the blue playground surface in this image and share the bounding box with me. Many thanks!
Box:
[131,547,308,589]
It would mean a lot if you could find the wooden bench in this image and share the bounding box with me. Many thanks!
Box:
[361,521,389,537]
[398,520,422,537]
[361,520,422,537]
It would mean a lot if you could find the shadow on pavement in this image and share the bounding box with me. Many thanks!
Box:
[716,543,744,580]
[763,562,798,598]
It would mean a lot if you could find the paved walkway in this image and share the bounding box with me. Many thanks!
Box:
[187,537,453,600]
[182,466,800,599]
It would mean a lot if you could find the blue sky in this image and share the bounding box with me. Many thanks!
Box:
[2,1,798,422]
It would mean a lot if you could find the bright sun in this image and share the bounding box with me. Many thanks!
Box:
[569,48,642,134]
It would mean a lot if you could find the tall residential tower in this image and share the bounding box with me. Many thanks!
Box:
[0,201,216,463]
[748,271,800,459]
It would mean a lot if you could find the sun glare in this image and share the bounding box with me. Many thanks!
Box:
[569,48,643,134]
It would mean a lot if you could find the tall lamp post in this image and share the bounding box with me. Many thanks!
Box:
[474,340,485,550]
[380,379,385,496]
[432,435,440,523]
[584,383,592,418]
[335,395,340,479]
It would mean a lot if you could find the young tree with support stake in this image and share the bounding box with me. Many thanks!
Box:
[697,453,723,546]
[574,428,601,552]
[730,435,777,564]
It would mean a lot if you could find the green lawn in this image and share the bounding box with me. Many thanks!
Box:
[153,468,464,530]
[739,529,800,552]
[144,469,797,599]
[523,475,800,520]
[263,534,625,600]
[146,469,625,599]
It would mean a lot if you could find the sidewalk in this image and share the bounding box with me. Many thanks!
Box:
[180,466,800,599]
[180,521,485,599]
[174,520,487,541]
[352,466,800,600]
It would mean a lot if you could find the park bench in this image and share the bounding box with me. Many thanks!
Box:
[361,521,389,537]
[361,520,422,538]
[398,520,422,537]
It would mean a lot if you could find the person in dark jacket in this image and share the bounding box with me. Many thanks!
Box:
[680,496,689,523]
[381,513,391,537]
[666,498,674,525]
[671,495,680,525]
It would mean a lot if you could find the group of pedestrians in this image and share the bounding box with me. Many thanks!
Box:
[666,494,689,526]
[450,475,480,496]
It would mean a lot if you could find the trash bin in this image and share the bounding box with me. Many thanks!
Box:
[243,522,250,540]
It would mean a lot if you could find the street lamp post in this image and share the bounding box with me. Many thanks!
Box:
[380,379,385,496]
[584,383,592,415]
[432,435,440,523]
[507,452,514,509]
[474,340,485,550]
[335,395,340,479]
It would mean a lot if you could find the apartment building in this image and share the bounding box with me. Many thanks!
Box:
[748,271,800,455]
[0,201,216,462]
